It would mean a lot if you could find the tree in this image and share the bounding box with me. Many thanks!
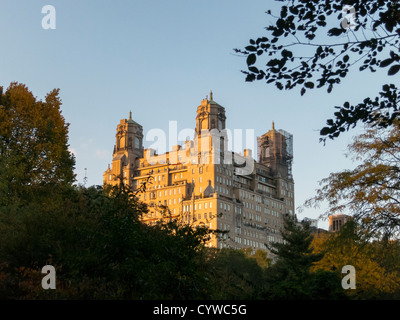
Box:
[305,120,400,239]
[0,82,75,206]
[263,215,345,299]
[235,0,400,142]
[311,221,400,299]
[207,248,267,299]
[0,184,214,299]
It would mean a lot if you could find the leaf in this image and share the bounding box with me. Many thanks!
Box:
[281,49,293,58]
[305,82,314,89]
[248,66,259,73]
[327,28,344,36]
[320,127,332,136]
[246,54,256,66]
[388,64,400,76]
[289,6,298,15]
[276,18,285,29]
[390,51,399,60]
[245,73,256,82]
[267,59,280,67]
[245,45,257,52]
[380,58,394,68]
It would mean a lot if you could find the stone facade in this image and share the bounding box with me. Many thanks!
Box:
[329,214,351,232]
[104,93,295,252]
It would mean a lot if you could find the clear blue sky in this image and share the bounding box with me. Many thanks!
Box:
[0,1,389,229]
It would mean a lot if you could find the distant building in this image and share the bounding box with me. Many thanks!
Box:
[302,217,329,235]
[329,214,351,232]
[103,92,295,253]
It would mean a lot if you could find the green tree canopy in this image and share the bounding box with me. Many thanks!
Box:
[305,120,400,239]
[0,82,75,206]
[264,215,346,299]
[0,184,214,299]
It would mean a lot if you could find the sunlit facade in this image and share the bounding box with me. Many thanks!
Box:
[104,93,295,252]
[329,214,351,232]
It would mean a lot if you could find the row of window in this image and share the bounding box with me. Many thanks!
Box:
[232,237,268,250]
[183,202,213,212]
[216,175,232,186]
[281,189,294,198]
[257,183,273,194]
[183,212,213,223]
[281,180,293,190]
[145,208,177,218]
[216,165,233,177]
[242,197,285,211]
[258,175,273,185]
[142,187,183,200]
[234,175,251,185]
[216,185,230,196]
[220,202,231,211]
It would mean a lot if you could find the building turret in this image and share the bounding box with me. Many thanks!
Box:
[103,111,143,187]
[257,122,293,180]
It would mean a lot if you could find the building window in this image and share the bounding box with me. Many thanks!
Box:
[135,137,140,149]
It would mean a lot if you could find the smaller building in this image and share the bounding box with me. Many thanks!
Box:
[301,217,329,235]
[329,214,351,232]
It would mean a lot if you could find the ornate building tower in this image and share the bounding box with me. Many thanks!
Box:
[257,122,293,180]
[103,111,143,187]
[195,91,226,135]
[194,91,228,165]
